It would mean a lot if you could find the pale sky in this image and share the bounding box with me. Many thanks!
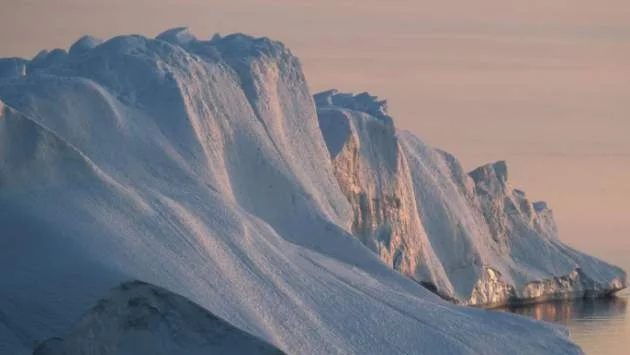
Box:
[1,0,629,265]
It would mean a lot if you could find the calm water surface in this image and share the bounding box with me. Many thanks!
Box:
[503,293,628,354]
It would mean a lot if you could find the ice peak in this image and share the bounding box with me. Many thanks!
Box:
[69,35,103,57]
[513,188,526,197]
[28,48,68,73]
[208,32,289,60]
[314,90,392,125]
[469,160,509,186]
[156,27,198,46]
[220,32,257,43]
[313,89,338,106]
[1,29,295,83]
[31,49,49,62]
[533,201,549,212]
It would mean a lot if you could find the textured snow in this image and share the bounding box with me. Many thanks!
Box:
[0,29,595,355]
[317,90,627,306]
[32,281,285,355]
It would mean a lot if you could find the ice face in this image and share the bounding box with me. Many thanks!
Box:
[317,89,626,306]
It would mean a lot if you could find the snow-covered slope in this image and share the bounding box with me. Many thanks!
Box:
[33,281,285,355]
[0,28,593,355]
[316,89,627,306]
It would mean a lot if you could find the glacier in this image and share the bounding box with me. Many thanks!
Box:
[0,27,621,354]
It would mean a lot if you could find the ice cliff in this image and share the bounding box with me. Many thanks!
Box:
[316,89,626,306]
[0,27,615,354]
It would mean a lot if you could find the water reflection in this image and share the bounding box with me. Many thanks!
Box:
[502,296,627,323]
[501,295,629,355]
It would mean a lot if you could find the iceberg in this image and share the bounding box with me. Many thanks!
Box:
[0,28,616,354]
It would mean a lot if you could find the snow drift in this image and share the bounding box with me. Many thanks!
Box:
[316,89,626,306]
[0,27,610,354]
[32,281,285,355]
